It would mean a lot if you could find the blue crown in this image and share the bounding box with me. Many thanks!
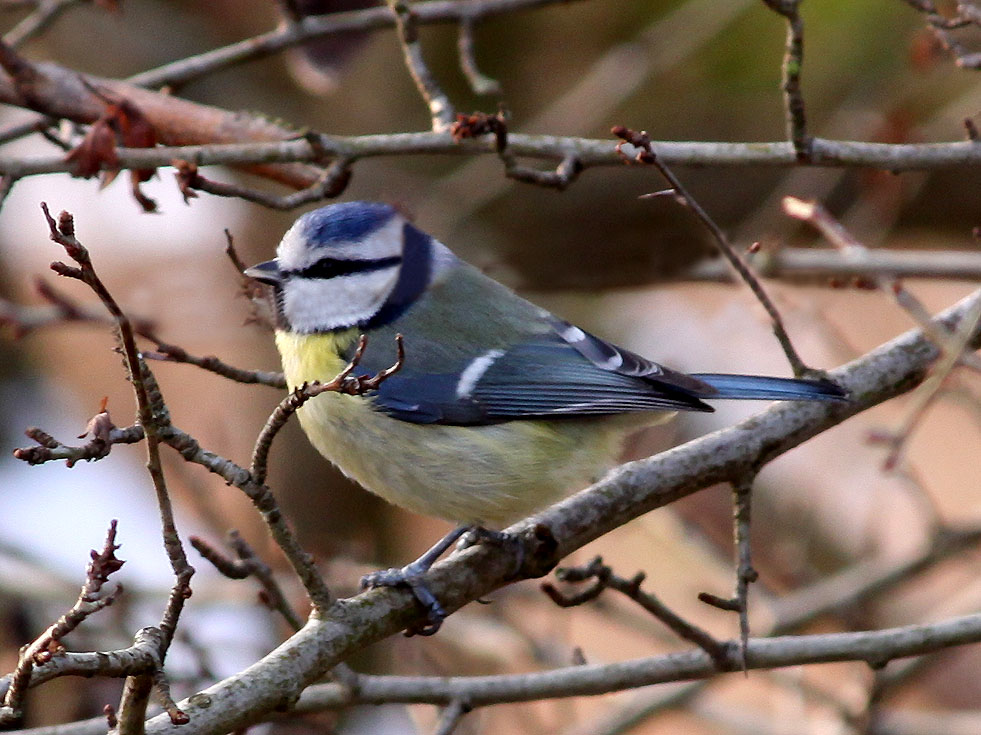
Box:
[299,202,397,247]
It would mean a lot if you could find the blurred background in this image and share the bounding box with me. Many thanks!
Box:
[1,0,980,732]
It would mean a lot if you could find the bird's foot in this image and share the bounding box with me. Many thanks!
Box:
[360,525,471,636]
[361,562,447,636]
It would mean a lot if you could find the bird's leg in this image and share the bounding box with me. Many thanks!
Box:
[360,524,472,635]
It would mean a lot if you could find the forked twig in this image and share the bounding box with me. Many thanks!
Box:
[250,333,405,485]
[613,125,816,377]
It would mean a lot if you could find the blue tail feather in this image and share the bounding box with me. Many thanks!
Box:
[690,374,847,402]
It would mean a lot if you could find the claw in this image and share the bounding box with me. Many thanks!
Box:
[361,563,447,635]
[360,525,471,635]
[360,524,526,634]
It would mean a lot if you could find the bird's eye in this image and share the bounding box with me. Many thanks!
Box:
[289,255,403,280]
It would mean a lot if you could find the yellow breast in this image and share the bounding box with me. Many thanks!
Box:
[272,329,655,526]
[275,329,361,389]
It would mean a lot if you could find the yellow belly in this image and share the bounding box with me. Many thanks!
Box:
[274,331,666,526]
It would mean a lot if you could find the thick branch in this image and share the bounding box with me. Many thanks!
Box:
[110,289,981,735]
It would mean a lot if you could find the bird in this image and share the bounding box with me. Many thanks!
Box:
[245,201,846,630]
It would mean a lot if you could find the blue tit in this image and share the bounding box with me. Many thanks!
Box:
[245,201,845,628]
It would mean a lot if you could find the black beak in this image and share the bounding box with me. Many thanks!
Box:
[244,259,282,285]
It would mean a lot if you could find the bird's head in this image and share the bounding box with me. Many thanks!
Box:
[245,201,436,333]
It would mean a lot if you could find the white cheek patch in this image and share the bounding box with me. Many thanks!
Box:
[283,267,400,332]
[277,217,405,271]
[456,349,505,399]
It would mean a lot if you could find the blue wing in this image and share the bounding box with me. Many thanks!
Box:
[366,321,717,425]
[349,313,844,426]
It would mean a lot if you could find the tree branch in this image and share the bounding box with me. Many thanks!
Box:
[104,288,981,735]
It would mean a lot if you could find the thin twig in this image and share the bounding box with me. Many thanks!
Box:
[174,157,352,211]
[191,532,304,632]
[782,196,981,372]
[457,18,501,95]
[250,334,404,485]
[2,0,80,49]
[40,204,194,597]
[614,126,815,377]
[433,698,472,735]
[696,477,757,672]
[452,112,583,189]
[13,419,145,466]
[385,0,455,131]
[151,669,188,726]
[128,0,583,90]
[762,0,810,160]
[277,612,981,711]
[542,557,729,667]
[0,521,124,725]
[731,478,756,669]
[39,206,195,733]
[143,343,286,388]
[871,294,981,470]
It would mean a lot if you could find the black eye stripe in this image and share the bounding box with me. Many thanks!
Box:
[288,255,402,280]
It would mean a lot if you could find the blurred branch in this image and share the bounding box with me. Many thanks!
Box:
[457,18,502,96]
[2,0,82,49]
[902,0,981,69]
[783,196,981,469]
[190,532,304,632]
[433,699,471,735]
[762,0,810,159]
[0,277,156,337]
[769,525,981,633]
[386,0,455,131]
[783,196,981,371]
[0,277,286,388]
[681,247,981,283]
[871,293,981,469]
[127,0,583,90]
